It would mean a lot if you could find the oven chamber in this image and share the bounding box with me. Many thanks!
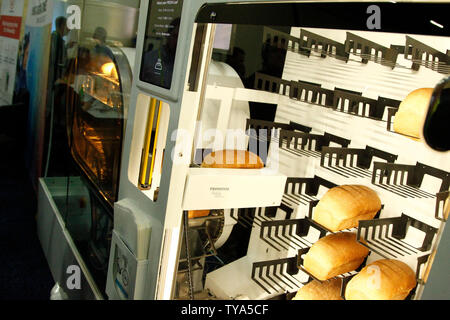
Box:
[37,0,137,298]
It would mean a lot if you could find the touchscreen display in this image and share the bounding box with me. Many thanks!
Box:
[140,0,184,89]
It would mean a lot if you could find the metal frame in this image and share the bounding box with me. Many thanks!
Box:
[115,0,450,300]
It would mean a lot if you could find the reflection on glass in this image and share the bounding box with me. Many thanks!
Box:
[63,39,131,297]
[66,42,129,207]
[88,193,113,275]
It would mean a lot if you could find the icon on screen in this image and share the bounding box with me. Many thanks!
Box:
[155,58,163,71]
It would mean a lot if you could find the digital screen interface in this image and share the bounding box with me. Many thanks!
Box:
[140,0,184,89]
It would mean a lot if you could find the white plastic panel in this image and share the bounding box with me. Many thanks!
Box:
[182,167,287,210]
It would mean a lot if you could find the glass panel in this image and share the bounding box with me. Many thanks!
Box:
[66,44,126,207]
[42,0,139,298]
[45,0,137,207]
[191,24,289,165]
[39,176,98,299]
[179,15,450,300]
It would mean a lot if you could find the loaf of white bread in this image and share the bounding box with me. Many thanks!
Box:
[393,87,434,139]
[201,149,264,169]
[303,232,369,281]
[292,278,343,300]
[345,259,417,300]
[313,185,381,231]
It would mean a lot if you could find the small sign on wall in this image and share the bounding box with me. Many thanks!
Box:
[0,0,25,106]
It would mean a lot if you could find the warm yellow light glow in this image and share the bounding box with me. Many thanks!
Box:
[101,62,118,78]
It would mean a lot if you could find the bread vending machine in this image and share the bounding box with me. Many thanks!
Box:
[105,0,449,300]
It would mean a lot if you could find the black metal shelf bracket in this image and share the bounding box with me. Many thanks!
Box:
[279,130,351,159]
[288,120,312,133]
[253,73,403,123]
[282,175,338,208]
[246,118,294,142]
[230,205,293,229]
[435,191,449,222]
[404,36,450,74]
[377,97,401,121]
[251,256,305,295]
[357,213,438,260]
[345,32,399,68]
[259,218,327,252]
[262,27,349,62]
[298,29,349,62]
[332,89,377,117]
[320,145,398,179]
[263,26,301,51]
[371,162,450,199]
[291,81,335,106]
[230,207,265,228]
[253,72,293,96]
[332,89,394,119]
[279,130,326,158]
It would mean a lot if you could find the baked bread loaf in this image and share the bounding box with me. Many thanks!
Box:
[201,149,264,169]
[187,210,210,219]
[313,185,381,231]
[393,87,434,139]
[292,278,343,300]
[303,232,369,281]
[345,259,417,300]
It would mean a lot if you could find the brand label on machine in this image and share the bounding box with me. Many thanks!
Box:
[210,186,229,199]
